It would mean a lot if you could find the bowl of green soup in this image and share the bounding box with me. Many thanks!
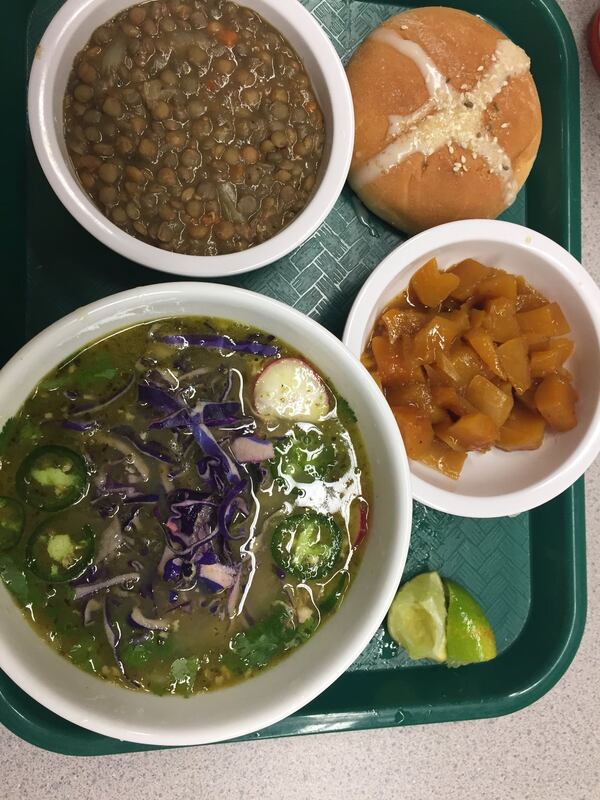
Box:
[0,283,411,745]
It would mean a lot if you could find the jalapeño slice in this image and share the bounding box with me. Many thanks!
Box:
[26,516,94,582]
[0,497,25,551]
[271,427,350,485]
[271,511,342,581]
[17,445,88,511]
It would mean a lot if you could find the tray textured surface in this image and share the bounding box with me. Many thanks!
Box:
[0,0,584,755]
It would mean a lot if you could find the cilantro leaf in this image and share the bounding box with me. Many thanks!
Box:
[335,396,357,426]
[226,604,317,674]
[170,656,200,691]
[41,352,118,391]
[0,418,17,456]
[0,556,29,603]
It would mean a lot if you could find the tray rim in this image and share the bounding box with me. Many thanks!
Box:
[0,0,585,755]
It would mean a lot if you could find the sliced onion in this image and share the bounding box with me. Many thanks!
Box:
[129,606,170,631]
[95,517,124,564]
[218,479,248,540]
[83,597,102,626]
[101,34,127,74]
[227,568,243,618]
[73,573,140,601]
[196,561,238,592]
[71,374,135,418]
[93,432,151,482]
[178,366,214,383]
[102,597,126,678]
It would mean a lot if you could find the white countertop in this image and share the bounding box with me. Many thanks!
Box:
[1,0,599,796]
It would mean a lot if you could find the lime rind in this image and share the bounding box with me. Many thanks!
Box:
[445,579,497,667]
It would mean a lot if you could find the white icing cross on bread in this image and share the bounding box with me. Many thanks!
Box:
[353,30,531,205]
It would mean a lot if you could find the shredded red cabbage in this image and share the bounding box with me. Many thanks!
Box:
[137,383,182,414]
[63,419,98,432]
[111,425,176,464]
[157,334,279,357]
[190,416,240,483]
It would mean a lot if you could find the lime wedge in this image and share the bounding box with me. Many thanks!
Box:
[445,580,497,667]
[387,571,447,662]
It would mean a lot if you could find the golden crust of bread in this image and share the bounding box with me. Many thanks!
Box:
[346,7,542,234]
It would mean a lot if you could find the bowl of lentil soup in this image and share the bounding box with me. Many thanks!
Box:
[28,0,354,277]
[0,282,411,745]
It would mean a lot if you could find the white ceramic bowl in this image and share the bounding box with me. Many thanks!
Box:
[27,0,353,278]
[0,283,411,746]
[344,219,600,519]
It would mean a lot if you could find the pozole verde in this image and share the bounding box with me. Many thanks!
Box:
[0,319,370,695]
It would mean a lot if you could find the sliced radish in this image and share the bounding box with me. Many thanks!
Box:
[254,358,331,422]
[230,435,275,463]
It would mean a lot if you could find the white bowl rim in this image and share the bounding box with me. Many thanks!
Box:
[343,218,600,518]
[27,0,354,278]
[0,282,412,745]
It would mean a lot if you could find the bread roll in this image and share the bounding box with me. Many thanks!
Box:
[346,7,542,234]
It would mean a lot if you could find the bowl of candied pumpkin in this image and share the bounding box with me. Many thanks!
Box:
[344,219,600,517]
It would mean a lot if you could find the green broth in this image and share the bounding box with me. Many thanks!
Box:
[0,317,370,695]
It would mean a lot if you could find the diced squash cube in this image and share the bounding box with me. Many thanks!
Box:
[436,344,489,388]
[491,379,514,396]
[529,339,574,378]
[413,316,460,363]
[361,350,377,371]
[424,363,453,387]
[410,258,460,308]
[497,337,531,395]
[469,308,487,329]
[432,385,476,417]
[516,293,547,312]
[465,375,514,427]
[519,383,540,412]
[464,329,506,378]
[446,412,499,452]
[416,439,467,480]
[371,335,418,386]
[474,272,518,302]
[483,297,520,343]
[385,383,446,423]
[497,404,546,451]
[516,303,571,337]
[441,307,471,336]
[516,277,547,312]
[534,374,577,431]
[434,422,464,451]
[523,333,550,350]
[381,308,428,342]
[391,406,435,458]
[448,259,492,301]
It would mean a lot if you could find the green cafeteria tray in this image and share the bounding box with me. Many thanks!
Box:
[0,0,584,755]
